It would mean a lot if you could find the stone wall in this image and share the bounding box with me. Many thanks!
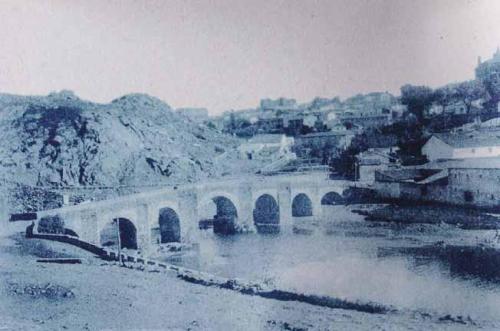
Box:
[375,167,500,209]
[448,168,500,208]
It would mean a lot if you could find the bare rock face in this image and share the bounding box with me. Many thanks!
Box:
[0,91,239,189]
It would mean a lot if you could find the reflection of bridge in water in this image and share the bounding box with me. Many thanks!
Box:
[35,173,352,253]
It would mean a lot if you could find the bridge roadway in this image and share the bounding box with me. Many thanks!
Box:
[35,173,353,253]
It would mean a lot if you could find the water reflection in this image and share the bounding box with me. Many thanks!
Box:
[169,205,500,323]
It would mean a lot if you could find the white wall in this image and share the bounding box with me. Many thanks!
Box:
[421,137,453,161]
[452,145,500,159]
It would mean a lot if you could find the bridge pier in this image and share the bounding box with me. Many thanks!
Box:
[136,203,152,254]
[177,189,199,243]
[277,183,293,232]
[237,183,254,231]
[80,211,99,245]
[310,189,322,221]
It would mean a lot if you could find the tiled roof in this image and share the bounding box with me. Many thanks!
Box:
[300,130,355,138]
[434,129,500,148]
[418,157,500,169]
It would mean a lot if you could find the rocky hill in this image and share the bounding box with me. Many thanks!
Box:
[0,91,242,191]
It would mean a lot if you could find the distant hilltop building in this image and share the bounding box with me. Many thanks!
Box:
[176,107,209,123]
[260,98,297,111]
[476,48,500,94]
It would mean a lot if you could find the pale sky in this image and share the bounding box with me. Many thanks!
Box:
[1,0,500,114]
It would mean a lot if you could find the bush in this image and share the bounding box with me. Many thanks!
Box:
[37,215,65,234]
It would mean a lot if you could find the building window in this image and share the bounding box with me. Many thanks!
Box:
[464,191,474,202]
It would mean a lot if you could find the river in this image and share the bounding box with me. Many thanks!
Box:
[167,205,500,327]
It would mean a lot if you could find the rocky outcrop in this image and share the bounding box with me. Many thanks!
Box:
[0,91,240,190]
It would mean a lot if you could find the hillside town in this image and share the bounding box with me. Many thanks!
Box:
[192,48,500,210]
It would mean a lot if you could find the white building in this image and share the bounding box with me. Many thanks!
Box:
[421,130,500,161]
[238,134,295,160]
[303,114,318,128]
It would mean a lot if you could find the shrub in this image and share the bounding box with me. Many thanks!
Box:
[37,215,65,234]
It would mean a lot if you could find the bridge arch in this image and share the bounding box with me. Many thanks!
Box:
[150,201,181,245]
[251,189,278,204]
[100,217,138,250]
[198,191,241,216]
[292,193,313,217]
[320,191,345,205]
[318,186,345,200]
[253,194,280,233]
[198,191,240,235]
[156,207,181,243]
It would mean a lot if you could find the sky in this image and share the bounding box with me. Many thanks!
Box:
[1,0,500,114]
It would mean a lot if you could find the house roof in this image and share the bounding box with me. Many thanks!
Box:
[433,129,500,148]
[247,134,283,144]
[417,157,500,170]
[259,146,281,154]
[418,170,448,184]
[481,117,500,128]
[299,130,356,139]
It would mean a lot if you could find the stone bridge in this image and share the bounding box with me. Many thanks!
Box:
[35,173,352,253]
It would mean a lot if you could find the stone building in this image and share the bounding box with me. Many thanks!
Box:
[260,98,297,111]
[374,168,448,202]
[421,129,500,161]
[256,118,284,133]
[374,158,500,209]
[338,110,392,129]
[476,48,500,95]
[295,130,355,153]
[357,147,399,182]
[238,134,294,160]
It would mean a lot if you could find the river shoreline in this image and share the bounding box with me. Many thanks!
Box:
[356,203,500,230]
[2,220,492,330]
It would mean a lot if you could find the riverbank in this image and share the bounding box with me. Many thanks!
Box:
[1,223,483,330]
[358,204,500,230]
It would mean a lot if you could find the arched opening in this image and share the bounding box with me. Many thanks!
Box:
[253,194,280,233]
[292,193,313,217]
[212,196,238,235]
[100,217,137,250]
[321,192,345,205]
[158,207,181,243]
[320,191,345,221]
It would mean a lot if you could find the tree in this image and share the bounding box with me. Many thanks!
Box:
[453,80,487,113]
[433,86,454,113]
[400,85,435,122]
